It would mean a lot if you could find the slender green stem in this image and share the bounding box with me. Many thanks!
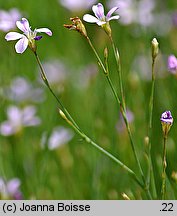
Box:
[110,37,126,110]
[34,50,143,187]
[86,36,152,198]
[146,58,157,198]
[59,109,143,189]
[86,37,107,74]
[34,51,80,130]
[109,37,148,193]
[161,136,167,199]
[149,59,155,135]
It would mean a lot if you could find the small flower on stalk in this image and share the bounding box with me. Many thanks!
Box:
[160,111,173,138]
[83,3,119,37]
[151,38,159,60]
[64,17,87,38]
[5,18,52,53]
[168,55,177,74]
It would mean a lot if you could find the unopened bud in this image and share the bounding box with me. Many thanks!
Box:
[144,136,149,147]
[151,38,159,60]
[58,109,73,126]
[104,47,108,59]
[121,193,130,200]
[59,109,67,121]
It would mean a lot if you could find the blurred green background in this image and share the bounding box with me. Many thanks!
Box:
[0,0,177,199]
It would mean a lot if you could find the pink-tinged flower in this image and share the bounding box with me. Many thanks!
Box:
[0,105,41,136]
[0,8,21,32]
[168,55,177,74]
[41,126,74,150]
[5,76,44,103]
[0,178,23,200]
[83,3,119,26]
[5,18,52,53]
[59,0,97,11]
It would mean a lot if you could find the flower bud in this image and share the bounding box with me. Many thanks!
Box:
[104,47,108,59]
[151,38,159,60]
[121,192,130,200]
[160,111,173,138]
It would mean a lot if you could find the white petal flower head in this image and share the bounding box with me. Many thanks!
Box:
[83,3,119,26]
[0,105,41,136]
[5,18,52,54]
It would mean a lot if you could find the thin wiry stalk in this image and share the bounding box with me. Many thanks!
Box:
[161,136,167,199]
[34,51,80,131]
[86,36,152,199]
[59,109,144,189]
[34,50,144,191]
[146,58,157,198]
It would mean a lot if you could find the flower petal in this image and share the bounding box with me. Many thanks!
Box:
[83,14,99,23]
[7,179,21,195]
[0,121,15,136]
[168,55,177,74]
[15,36,28,53]
[5,32,23,41]
[106,7,119,19]
[92,3,105,19]
[35,28,52,36]
[96,20,106,26]
[107,15,120,21]
[16,18,30,33]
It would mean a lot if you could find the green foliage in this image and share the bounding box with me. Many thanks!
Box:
[0,0,177,199]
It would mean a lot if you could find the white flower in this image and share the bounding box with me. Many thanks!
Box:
[0,8,21,32]
[0,105,41,136]
[83,3,119,26]
[59,0,97,11]
[41,126,74,150]
[5,18,52,53]
[5,76,44,103]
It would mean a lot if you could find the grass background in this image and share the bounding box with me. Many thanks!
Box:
[0,0,177,199]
